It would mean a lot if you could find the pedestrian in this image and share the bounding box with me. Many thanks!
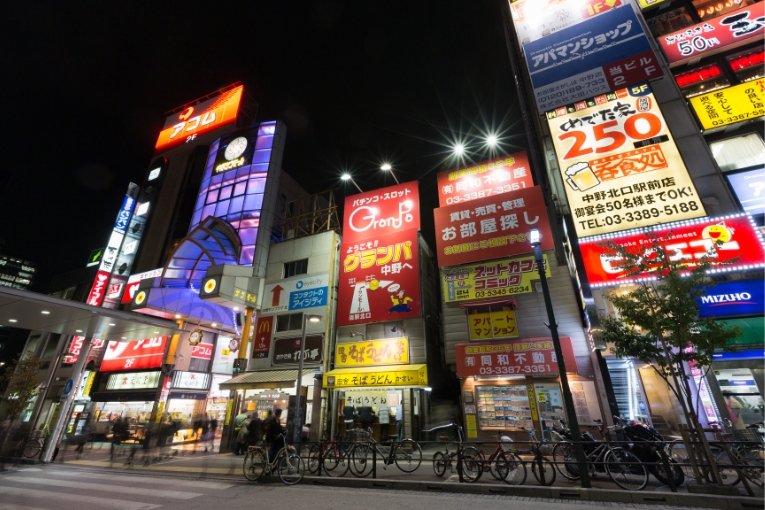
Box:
[235,414,252,455]
[246,413,263,448]
[264,408,284,462]
[209,414,218,451]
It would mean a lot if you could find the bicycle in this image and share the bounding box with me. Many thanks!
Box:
[17,432,45,459]
[470,431,526,485]
[512,428,555,486]
[552,420,648,491]
[423,422,483,482]
[243,433,305,485]
[349,430,422,477]
[306,431,361,477]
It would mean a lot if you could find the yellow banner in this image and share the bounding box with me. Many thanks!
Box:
[690,80,765,130]
[638,0,668,8]
[323,364,427,388]
[441,254,549,303]
[334,337,409,367]
[467,308,519,341]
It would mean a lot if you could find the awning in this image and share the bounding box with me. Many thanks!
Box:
[323,364,428,389]
[218,369,299,390]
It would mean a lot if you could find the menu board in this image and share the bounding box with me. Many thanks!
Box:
[476,385,532,430]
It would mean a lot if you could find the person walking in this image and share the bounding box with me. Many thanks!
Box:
[264,408,284,462]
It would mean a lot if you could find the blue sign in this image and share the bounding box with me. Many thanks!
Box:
[712,349,764,362]
[114,195,136,234]
[289,287,328,311]
[697,280,764,318]
[726,167,765,216]
[63,378,74,396]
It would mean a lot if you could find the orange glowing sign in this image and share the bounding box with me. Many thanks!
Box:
[154,85,243,152]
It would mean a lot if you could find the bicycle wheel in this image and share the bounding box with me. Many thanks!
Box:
[433,451,448,477]
[605,448,648,491]
[323,445,350,477]
[278,453,305,485]
[307,443,321,474]
[713,448,740,485]
[349,443,373,478]
[243,448,267,481]
[394,439,422,473]
[494,451,527,485]
[460,446,483,483]
[648,455,684,487]
[531,456,556,486]
[739,446,764,488]
[22,440,42,459]
[552,441,579,480]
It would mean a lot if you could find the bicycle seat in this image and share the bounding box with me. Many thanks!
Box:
[422,422,455,433]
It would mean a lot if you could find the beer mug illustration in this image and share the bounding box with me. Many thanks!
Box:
[565,162,600,191]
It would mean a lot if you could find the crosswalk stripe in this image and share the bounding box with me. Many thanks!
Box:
[47,469,234,490]
[0,503,49,510]
[3,476,202,500]
[0,486,160,510]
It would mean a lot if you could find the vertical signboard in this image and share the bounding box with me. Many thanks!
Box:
[252,315,274,359]
[546,83,706,238]
[342,182,420,244]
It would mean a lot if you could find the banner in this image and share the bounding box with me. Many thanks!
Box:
[433,186,554,268]
[272,335,324,365]
[342,181,420,244]
[100,337,168,372]
[690,79,765,130]
[658,5,765,68]
[547,83,705,238]
[441,254,550,303]
[252,315,274,359]
[455,337,578,377]
[337,229,420,326]
[436,152,533,207]
[578,214,765,287]
[334,337,410,368]
[523,5,661,111]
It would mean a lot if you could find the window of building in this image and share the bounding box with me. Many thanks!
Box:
[692,0,758,21]
[710,132,765,172]
[674,63,730,97]
[284,259,308,278]
[276,313,304,332]
[727,47,765,83]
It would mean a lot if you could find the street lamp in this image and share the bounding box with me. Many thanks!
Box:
[529,228,591,488]
[380,162,399,184]
[340,172,364,193]
[294,313,321,453]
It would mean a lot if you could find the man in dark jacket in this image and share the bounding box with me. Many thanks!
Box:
[264,408,284,461]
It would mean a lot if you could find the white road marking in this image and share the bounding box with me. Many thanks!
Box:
[3,476,202,499]
[0,487,160,510]
[48,469,234,489]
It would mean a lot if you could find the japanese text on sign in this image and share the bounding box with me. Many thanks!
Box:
[690,79,765,130]
[335,337,410,368]
[437,153,533,207]
[324,366,428,388]
[441,253,549,302]
[468,307,519,341]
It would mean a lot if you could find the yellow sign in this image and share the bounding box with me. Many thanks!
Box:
[690,80,765,131]
[467,307,519,341]
[527,384,539,422]
[465,414,478,439]
[441,254,549,303]
[334,337,409,367]
[638,0,669,8]
[323,364,427,388]
[547,84,705,237]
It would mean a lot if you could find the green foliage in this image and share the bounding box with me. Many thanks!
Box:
[0,353,41,422]
[599,235,739,380]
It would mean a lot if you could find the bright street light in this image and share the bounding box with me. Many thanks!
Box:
[529,228,591,488]
[294,313,321,453]
[340,172,364,193]
[452,143,466,157]
[380,162,399,184]
[485,133,498,148]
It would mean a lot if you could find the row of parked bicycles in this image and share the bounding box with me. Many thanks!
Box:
[242,416,764,492]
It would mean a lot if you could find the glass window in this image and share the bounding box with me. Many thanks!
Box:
[710,132,765,171]
[476,385,532,430]
[276,313,304,332]
[646,7,694,37]
[219,185,233,200]
[693,0,758,20]
[284,259,308,278]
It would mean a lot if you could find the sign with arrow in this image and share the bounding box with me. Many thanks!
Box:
[261,274,329,314]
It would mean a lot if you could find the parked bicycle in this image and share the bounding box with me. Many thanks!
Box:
[349,431,422,477]
[306,430,365,477]
[552,418,648,491]
[424,422,482,482]
[470,431,526,485]
[243,432,305,485]
[17,431,45,459]
[512,428,556,486]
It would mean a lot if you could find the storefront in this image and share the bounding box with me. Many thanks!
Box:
[89,369,164,439]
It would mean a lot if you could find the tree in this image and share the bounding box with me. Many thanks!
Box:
[0,353,42,457]
[597,235,740,484]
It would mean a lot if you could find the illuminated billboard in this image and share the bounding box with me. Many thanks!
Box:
[455,336,578,377]
[510,0,623,45]
[337,228,421,326]
[436,153,533,207]
[154,84,243,152]
[690,79,765,130]
[100,336,169,372]
[726,167,765,216]
[433,186,554,268]
[547,83,705,238]
[342,181,420,245]
[578,214,765,288]
[658,5,765,68]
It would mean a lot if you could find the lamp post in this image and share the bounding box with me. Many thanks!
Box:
[294,313,321,454]
[380,163,399,184]
[340,173,364,193]
[529,228,591,488]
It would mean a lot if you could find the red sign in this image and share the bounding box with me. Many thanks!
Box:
[433,186,554,268]
[579,214,765,287]
[455,337,578,377]
[252,315,274,359]
[86,270,110,307]
[342,181,420,244]
[100,336,168,372]
[191,342,214,360]
[436,153,534,207]
[63,336,105,364]
[337,229,421,326]
[659,5,765,68]
[154,84,243,151]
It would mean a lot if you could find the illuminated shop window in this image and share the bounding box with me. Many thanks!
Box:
[693,0,758,20]
[727,48,765,83]
[674,63,730,97]
[710,132,765,171]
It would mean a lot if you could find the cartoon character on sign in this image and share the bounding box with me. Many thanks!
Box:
[702,223,733,244]
[389,289,414,313]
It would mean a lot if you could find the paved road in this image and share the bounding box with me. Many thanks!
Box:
[0,465,706,510]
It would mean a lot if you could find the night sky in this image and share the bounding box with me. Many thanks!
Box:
[1,2,527,291]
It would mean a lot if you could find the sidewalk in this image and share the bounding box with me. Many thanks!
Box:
[31,441,764,510]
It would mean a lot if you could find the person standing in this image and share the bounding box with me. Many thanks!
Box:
[264,408,284,462]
